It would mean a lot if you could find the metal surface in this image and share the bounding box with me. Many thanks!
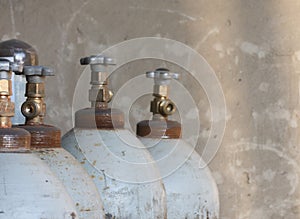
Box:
[76,55,124,129]
[16,63,106,218]
[147,68,178,117]
[139,138,220,219]
[0,128,31,151]
[0,39,38,68]
[0,153,78,219]
[75,108,124,129]
[36,148,105,219]
[16,124,61,148]
[0,58,31,150]
[136,119,181,139]
[62,54,167,218]
[81,55,115,108]
[17,65,61,148]
[62,128,167,218]
[137,68,220,218]
[0,58,16,127]
[21,65,53,125]
[0,39,38,125]
[0,51,80,219]
[137,68,181,139]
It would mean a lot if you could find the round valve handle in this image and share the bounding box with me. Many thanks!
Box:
[146,68,180,84]
[80,55,116,66]
[23,65,54,76]
[0,58,23,73]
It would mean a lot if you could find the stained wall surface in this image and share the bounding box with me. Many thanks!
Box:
[1,0,300,218]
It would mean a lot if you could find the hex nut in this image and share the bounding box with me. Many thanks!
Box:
[0,79,11,96]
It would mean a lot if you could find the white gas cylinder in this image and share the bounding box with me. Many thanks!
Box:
[137,68,220,219]
[62,55,167,218]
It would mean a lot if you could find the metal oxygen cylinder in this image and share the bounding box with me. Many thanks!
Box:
[62,54,167,218]
[136,68,220,219]
[17,65,106,218]
[0,53,78,219]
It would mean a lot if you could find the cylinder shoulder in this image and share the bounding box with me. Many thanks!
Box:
[0,152,78,218]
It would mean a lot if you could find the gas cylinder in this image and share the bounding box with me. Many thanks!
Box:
[16,64,106,218]
[136,68,220,219]
[62,55,167,218]
[0,57,78,218]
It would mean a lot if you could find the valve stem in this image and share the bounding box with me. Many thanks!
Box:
[0,57,31,150]
[146,68,179,119]
[75,54,124,129]
[21,66,54,125]
[80,55,115,109]
[136,68,181,139]
[0,58,21,128]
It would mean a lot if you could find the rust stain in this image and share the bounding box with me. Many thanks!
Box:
[16,124,61,148]
[70,212,76,219]
[137,119,181,139]
[75,108,124,129]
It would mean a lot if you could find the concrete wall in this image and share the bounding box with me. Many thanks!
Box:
[2,0,300,218]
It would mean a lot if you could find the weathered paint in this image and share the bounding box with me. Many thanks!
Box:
[35,148,105,219]
[62,128,167,219]
[0,153,78,218]
[139,138,220,219]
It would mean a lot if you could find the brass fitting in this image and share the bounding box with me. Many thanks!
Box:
[80,55,115,108]
[89,84,113,104]
[21,66,53,125]
[0,79,12,96]
[0,58,22,128]
[150,97,176,116]
[146,68,179,118]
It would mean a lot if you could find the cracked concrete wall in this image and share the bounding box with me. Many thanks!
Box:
[1,0,300,218]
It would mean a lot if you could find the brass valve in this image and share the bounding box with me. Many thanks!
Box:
[80,55,115,108]
[146,68,179,118]
[21,66,54,125]
[0,58,23,127]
